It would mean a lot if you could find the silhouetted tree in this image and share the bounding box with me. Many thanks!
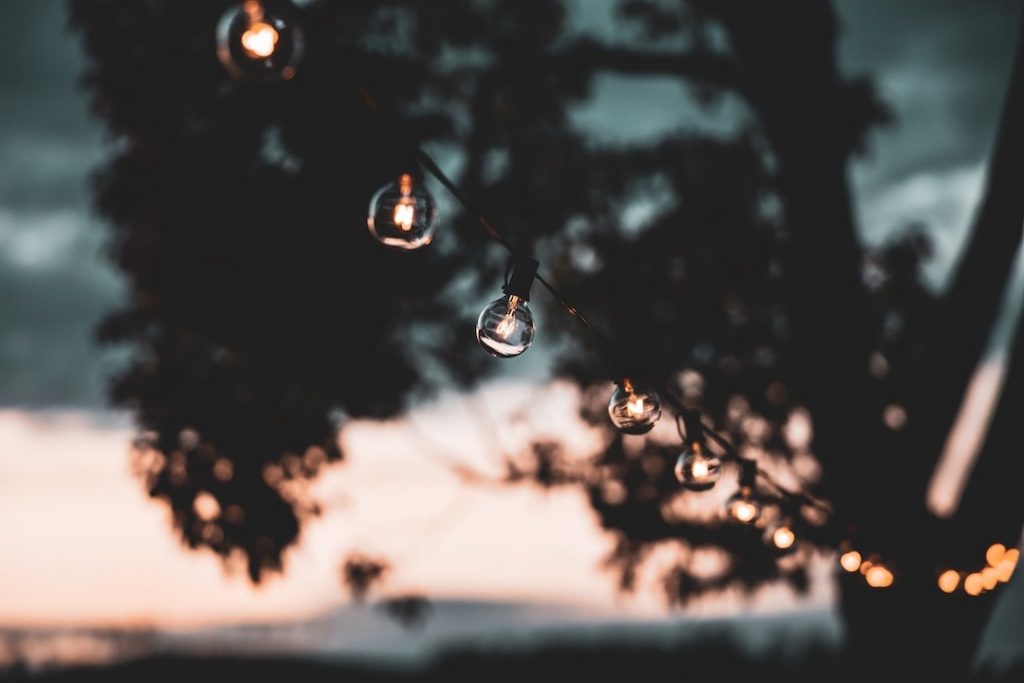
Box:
[72,0,1024,676]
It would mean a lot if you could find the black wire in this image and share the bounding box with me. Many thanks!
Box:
[358,82,624,383]
[357,84,837,527]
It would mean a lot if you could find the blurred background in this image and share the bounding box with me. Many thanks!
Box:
[1,0,1024,680]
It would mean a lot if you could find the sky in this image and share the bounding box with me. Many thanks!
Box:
[0,0,1023,667]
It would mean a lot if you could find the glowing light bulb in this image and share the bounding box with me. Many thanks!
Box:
[476,295,535,357]
[673,442,722,491]
[608,380,661,434]
[725,486,762,525]
[865,565,894,588]
[938,570,959,593]
[840,550,862,573]
[772,525,796,550]
[986,543,1006,567]
[964,572,984,596]
[241,21,279,58]
[981,567,999,590]
[217,1,303,80]
[997,549,1019,583]
[368,173,438,250]
[393,202,415,231]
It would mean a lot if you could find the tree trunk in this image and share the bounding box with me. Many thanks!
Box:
[838,571,998,681]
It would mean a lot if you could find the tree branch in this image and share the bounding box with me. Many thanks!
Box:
[548,39,745,92]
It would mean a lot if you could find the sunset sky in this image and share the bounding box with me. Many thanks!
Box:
[0,0,1023,669]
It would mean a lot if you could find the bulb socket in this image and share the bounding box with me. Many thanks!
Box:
[503,256,539,301]
[679,408,705,443]
[739,459,757,489]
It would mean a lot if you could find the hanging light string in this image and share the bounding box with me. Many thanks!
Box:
[357,83,620,380]
[359,78,839,537]
[211,5,1020,593]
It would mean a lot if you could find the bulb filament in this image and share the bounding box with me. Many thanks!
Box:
[691,459,709,479]
[495,296,520,339]
[394,202,415,231]
[734,501,757,522]
[393,174,417,231]
[240,3,278,59]
[773,526,795,549]
[626,395,645,418]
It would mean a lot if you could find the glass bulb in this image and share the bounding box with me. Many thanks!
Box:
[937,569,960,594]
[726,487,762,525]
[865,565,894,588]
[608,380,661,434]
[840,550,862,573]
[476,295,535,357]
[772,525,796,551]
[673,442,722,491]
[368,174,439,250]
[217,1,303,80]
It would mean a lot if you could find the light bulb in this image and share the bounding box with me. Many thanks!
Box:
[725,486,762,525]
[998,549,1019,582]
[937,570,960,594]
[608,380,661,434]
[476,295,535,357]
[368,173,438,250]
[673,442,722,491]
[986,543,1006,567]
[241,21,278,58]
[964,572,984,596]
[865,565,894,588]
[217,1,303,80]
[840,550,862,573]
[772,525,796,551]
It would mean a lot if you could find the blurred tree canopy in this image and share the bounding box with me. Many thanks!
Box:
[73,0,1024,675]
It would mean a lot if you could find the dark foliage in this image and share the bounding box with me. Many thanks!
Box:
[70,0,1024,674]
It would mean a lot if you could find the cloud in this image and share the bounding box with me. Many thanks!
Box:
[0,207,124,408]
[856,163,987,288]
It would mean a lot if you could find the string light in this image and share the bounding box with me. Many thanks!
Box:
[726,488,762,524]
[772,523,797,551]
[211,14,1019,596]
[608,379,662,434]
[368,173,439,250]
[476,257,538,358]
[724,460,762,525]
[673,441,722,490]
[770,528,794,552]
[937,569,960,593]
[840,550,863,573]
[241,20,278,58]
[865,564,894,589]
[217,1,303,80]
[998,549,1019,582]
[964,572,984,596]
[981,567,999,591]
[986,543,1006,567]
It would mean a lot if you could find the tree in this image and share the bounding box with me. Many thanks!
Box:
[71,0,1024,676]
